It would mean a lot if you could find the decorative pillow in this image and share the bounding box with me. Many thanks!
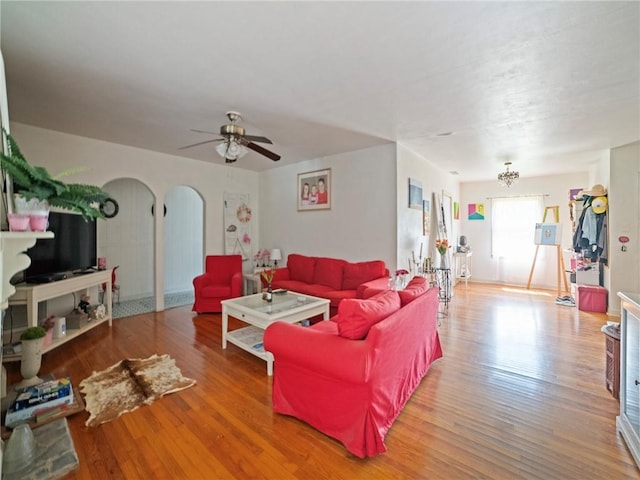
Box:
[398,276,430,306]
[287,254,316,284]
[313,257,346,290]
[337,290,400,340]
[342,260,387,290]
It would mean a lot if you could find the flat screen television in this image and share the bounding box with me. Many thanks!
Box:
[24,211,97,283]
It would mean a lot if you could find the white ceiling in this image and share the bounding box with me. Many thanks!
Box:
[0,2,638,182]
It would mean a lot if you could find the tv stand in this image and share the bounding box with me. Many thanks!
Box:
[4,270,112,362]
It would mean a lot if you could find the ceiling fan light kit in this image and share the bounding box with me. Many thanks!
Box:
[216,137,248,163]
[497,161,519,187]
[181,111,281,163]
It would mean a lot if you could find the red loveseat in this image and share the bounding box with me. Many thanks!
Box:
[266,253,389,315]
[263,277,442,458]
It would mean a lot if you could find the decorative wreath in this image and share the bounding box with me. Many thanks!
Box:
[236,204,252,223]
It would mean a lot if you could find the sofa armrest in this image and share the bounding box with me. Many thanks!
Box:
[356,276,391,299]
[193,273,213,289]
[264,322,370,383]
[231,272,243,297]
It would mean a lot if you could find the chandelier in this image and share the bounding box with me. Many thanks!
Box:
[497,161,519,187]
[215,137,248,163]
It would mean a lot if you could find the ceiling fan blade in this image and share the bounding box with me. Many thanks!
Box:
[245,142,281,161]
[178,138,222,150]
[242,134,273,144]
[190,129,219,135]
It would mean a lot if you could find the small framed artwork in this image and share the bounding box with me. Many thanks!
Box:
[534,223,562,245]
[298,168,331,211]
[408,178,422,209]
[468,203,485,220]
[423,199,431,235]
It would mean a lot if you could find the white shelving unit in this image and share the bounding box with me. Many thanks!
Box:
[4,269,112,362]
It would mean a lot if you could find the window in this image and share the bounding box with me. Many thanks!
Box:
[491,196,544,259]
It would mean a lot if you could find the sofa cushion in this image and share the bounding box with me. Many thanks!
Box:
[343,261,387,290]
[202,285,232,297]
[398,276,431,306]
[313,257,346,290]
[337,290,400,340]
[288,254,316,284]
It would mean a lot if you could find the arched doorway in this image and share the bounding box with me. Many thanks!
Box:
[97,178,154,318]
[163,185,204,309]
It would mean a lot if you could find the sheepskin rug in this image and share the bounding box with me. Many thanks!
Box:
[79,354,196,427]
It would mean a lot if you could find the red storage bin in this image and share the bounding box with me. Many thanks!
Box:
[577,285,607,313]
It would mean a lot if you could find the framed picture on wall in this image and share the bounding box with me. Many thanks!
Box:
[297,168,331,211]
[423,199,431,235]
[408,178,423,209]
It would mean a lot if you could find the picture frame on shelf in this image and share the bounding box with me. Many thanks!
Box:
[297,168,331,211]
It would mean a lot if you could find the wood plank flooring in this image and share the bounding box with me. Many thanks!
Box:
[4,283,639,479]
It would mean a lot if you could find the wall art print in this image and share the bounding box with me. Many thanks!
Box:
[408,178,423,210]
[224,192,252,261]
[298,168,331,211]
[468,203,485,220]
[423,199,431,235]
[454,201,460,220]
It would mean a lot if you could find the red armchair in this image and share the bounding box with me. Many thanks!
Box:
[192,255,243,313]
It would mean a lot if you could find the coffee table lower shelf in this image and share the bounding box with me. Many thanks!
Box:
[226,326,269,357]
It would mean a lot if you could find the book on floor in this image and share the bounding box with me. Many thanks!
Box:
[5,377,74,428]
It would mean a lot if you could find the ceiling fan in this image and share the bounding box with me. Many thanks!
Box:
[179,111,281,163]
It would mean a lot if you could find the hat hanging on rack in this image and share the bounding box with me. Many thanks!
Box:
[591,196,608,214]
[581,184,608,197]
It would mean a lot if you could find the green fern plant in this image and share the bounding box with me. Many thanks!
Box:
[0,129,109,220]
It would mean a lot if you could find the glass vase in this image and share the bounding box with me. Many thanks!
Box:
[439,253,447,269]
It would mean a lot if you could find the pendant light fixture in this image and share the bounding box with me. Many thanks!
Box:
[497,161,519,187]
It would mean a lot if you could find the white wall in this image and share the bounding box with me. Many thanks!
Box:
[396,144,460,273]
[460,172,590,289]
[259,144,397,269]
[10,122,258,310]
[609,141,640,314]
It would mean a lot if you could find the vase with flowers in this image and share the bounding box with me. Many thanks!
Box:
[395,269,409,289]
[436,238,449,268]
[261,268,275,302]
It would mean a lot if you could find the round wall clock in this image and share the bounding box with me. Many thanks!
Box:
[100,198,119,218]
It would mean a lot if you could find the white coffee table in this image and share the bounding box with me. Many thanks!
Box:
[221,291,330,375]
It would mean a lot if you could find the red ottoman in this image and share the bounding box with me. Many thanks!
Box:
[577,285,607,313]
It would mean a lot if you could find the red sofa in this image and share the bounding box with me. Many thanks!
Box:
[266,253,389,315]
[263,277,442,458]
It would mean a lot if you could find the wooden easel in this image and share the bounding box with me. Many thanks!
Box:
[526,206,570,296]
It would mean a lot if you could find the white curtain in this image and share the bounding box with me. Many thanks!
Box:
[491,196,544,282]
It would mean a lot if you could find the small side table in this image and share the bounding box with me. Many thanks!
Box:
[602,324,620,399]
[434,268,451,321]
[243,273,261,296]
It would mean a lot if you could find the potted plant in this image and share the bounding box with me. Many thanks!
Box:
[0,129,109,230]
[16,326,47,389]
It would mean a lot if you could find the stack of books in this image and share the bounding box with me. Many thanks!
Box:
[5,377,75,428]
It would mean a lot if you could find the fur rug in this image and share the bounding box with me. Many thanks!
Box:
[79,354,196,427]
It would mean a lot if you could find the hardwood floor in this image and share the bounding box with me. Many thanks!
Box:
[4,283,639,479]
